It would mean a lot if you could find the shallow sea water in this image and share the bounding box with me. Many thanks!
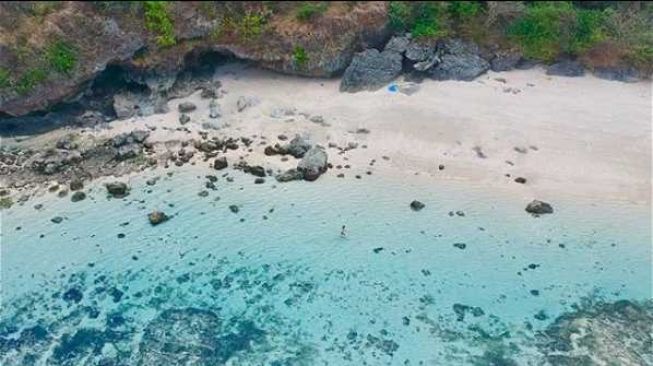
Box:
[1,166,651,365]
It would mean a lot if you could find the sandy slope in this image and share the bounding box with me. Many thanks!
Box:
[7,64,652,206]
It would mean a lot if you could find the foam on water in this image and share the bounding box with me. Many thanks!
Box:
[1,166,651,365]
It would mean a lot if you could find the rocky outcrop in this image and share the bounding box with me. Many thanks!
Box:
[546,60,585,77]
[593,66,640,82]
[275,168,304,182]
[490,51,522,72]
[283,135,312,158]
[428,39,490,81]
[340,49,403,92]
[297,147,328,181]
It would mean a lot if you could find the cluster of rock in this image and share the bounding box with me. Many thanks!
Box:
[110,130,150,160]
[341,34,643,92]
[267,135,329,182]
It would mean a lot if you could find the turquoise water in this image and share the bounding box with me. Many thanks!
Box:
[1,166,651,365]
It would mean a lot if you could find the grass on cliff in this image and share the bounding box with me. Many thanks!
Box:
[15,68,47,95]
[46,41,77,74]
[507,2,607,61]
[144,1,176,47]
[389,2,448,38]
[296,2,328,22]
[0,68,9,89]
[292,46,308,68]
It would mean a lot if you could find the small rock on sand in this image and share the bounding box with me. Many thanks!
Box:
[178,102,197,113]
[229,205,239,214]
[106,182,129,198]
[525,200,553,215]
[51,216,64,224]
[213,157,228,170]
[410,200,425,211]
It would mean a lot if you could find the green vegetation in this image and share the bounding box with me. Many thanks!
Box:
[507,2,606,61]
[29,1,61,18]
[144,1,176,47]
[15,68,47,95]
[238,11,266,39]
[296,2,328,22]
[388,2,445,38]
[46,41,77,74]
[292,46,308,67]
[0,68,9,89]
[0,197,14,210]
[447,1,481,20]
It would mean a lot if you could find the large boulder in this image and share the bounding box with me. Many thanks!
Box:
[340,49,403,92]
[297,147,328,181]
[546,60,585,77]
[284,135,312,158]
[384,35,411,54]
[428,40,489,81]
[525,200,554,215]
[490,51,522,72]
[213,157,228,170]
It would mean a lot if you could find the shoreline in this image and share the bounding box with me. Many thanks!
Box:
[1,64,651,211]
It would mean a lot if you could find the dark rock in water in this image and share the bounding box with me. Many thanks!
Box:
[50,327,123,365]
[514,177,527,184]
[254,178,265,184]
[428,39,489,81]
[453,303,485,321]
[373,247,384,253]
[137,307,265,365]
[264,145,283,156]
[340,49,403,92]
[105,182,129,198]
[410,200,425,211]
[177,102,197,113]
[453,243,466,250]
[69,179,84,191]
[365,334,400,357]
[213,157,228,170]
[148,211,169,226]
[546,60,584,77]
[71,191,86,202]
[490,51,522,72]
[276,169,304,182]
[525,200,553,215]
[284,135,312,158]
[179,113,191,124]
[297,147,328,181]
[534,310,549,321]
[51,216,64,224]
[198,190,209,197]
[62,288,83,303]
[538,299,653,366]
[593,66,640,82]
[229,205,239,214]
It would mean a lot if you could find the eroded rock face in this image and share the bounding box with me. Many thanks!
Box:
[546,60,585,77]
[340,49,403,92]
[0,2,388,117]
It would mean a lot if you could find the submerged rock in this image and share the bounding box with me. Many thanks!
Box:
[340,49,403,92]
[71,191,86,202]
[297,147,328,181]
[148,211,169,226]
[105,182,129,198]
[525,200,553,215]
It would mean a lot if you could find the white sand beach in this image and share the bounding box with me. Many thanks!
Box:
[7,64,652,206]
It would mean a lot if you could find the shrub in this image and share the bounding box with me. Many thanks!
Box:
[46,41,77,74]
[238,11,266,39]
[388,2,444,38]
[144,1,176,47]
[0,68,9,89]
[292,46,308,67]
[296,2,328,22]
[448,1,481,20]
[508,2,606,61]
[15,68,47,95]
